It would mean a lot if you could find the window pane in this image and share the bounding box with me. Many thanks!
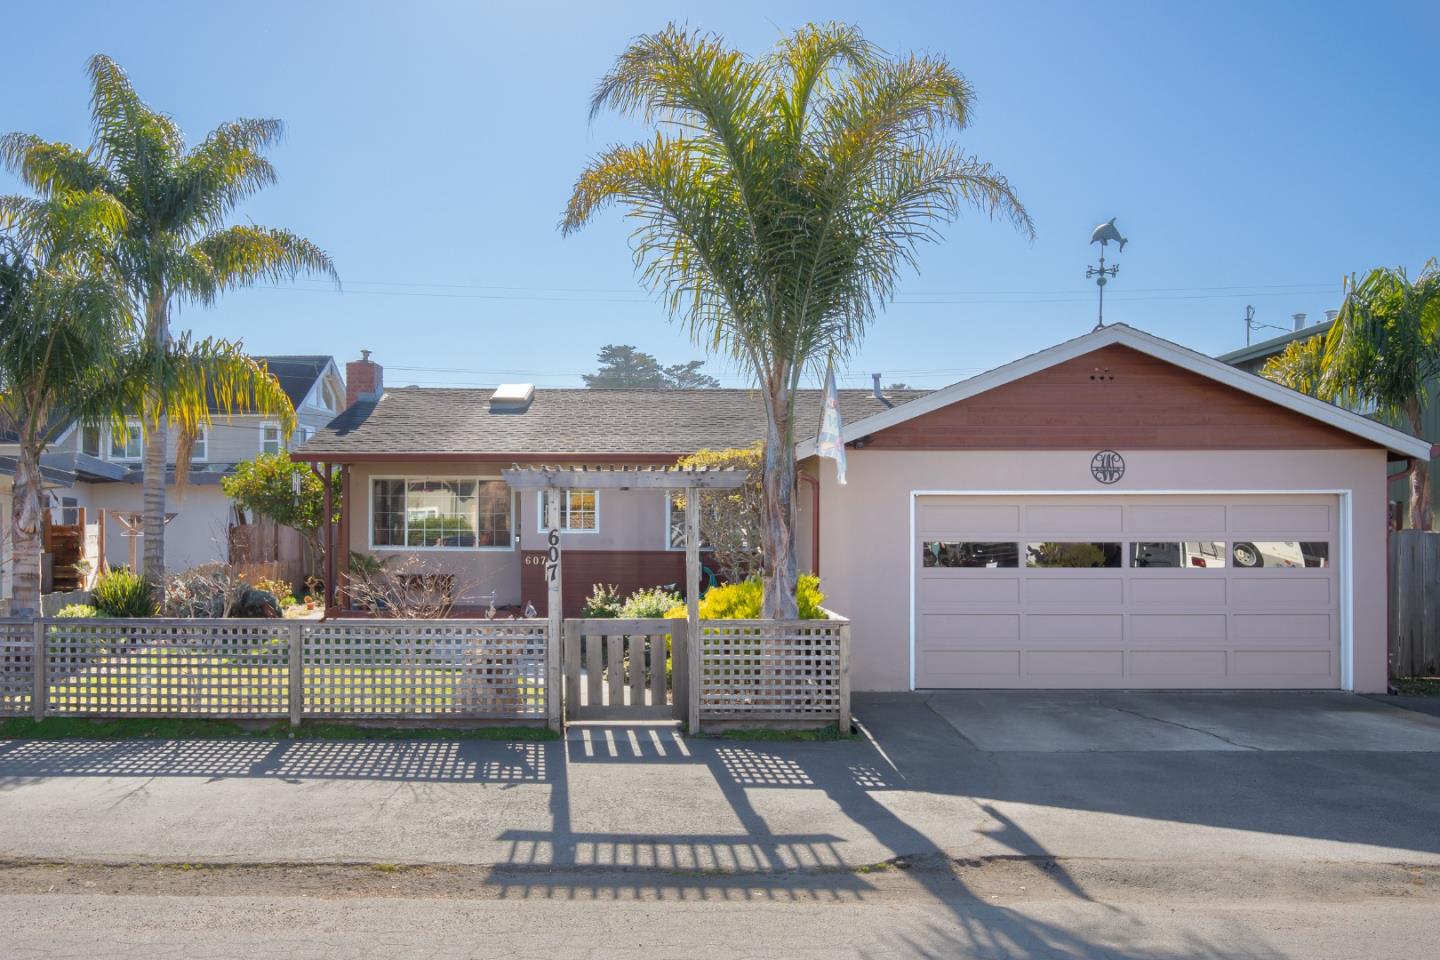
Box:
[81,426,100,457]
[1026,542,1123,568]
[1131,541,1226,569]
[476,480,511,546]
[923,541,1018,568]
[1231,541,1328,569]
[372,479,406,547]
[567,489,597,530]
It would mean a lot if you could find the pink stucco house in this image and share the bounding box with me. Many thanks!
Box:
[296,324,1429,694]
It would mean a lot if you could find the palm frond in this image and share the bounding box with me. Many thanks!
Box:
[184,225,338,303]
[0,133,109,196]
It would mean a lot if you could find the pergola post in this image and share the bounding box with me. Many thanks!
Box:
[544,490,563,733]
[685,491,701,735]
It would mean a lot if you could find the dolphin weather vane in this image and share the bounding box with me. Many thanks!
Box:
[1087,217,1128,330]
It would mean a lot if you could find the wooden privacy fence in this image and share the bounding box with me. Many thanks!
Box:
[0,618,549,724]
[695,612,850,732]
[1390,529,1440,678]
[0,613,852,732]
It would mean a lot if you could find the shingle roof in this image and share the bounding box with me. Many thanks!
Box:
[297,387,928,459]
[254,355,333,409]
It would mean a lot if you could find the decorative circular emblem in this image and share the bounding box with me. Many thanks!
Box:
[1090,450,1125,484]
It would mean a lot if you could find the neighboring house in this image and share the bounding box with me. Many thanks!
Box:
[1217,317,1440,528]
[0,356,345,598]
[299,328,1427,695]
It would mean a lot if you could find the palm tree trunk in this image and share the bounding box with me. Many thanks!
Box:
[1404,401,1433,531]
[9,442,45,615]
[141,291,168,590]
[760,382,799,620]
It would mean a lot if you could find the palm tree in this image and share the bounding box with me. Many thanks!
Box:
[1263,260,1440,529]
[0,191,132,612]
[563,23,1031,616]
[1,54,337,591]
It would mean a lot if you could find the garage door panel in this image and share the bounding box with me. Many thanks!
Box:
[1232,613,1331,642]
[920,613,1020,642]
[914,494,1340,690]
[1130,613,1228,641]
[1231,649,1333,678]
[1129,577,1227,604]
[1025,578,1123,604]
[1027,614,1123,640]
[1026,650,1125,676]
[1230,578,1329,606]
[1025,504,1123,534]
[923,650,1020,679]
[1229,504,1330,534]
[918,503,1019,536]
[920,577,1020,605]
[1124,504,1226,533]
[1128,650,1228,677]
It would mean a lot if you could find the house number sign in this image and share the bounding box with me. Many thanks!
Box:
[1090,450,1125,484]
[544,528,561,582]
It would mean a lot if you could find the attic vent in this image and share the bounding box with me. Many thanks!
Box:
[490,383,535,413]
[1088,367,1115,382]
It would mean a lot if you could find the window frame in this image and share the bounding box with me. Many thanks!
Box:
[80,424,102,458]
[108,421,143,461]
[368,475,515,553]
[536,489,600,535]
[260,421,283,456]
[191,424,208,462]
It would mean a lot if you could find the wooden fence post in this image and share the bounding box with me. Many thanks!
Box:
[31,618,45,721]
[545,492,563,733]
[288,620,303,729]
[837,621,851,735]
[685,492,701,735]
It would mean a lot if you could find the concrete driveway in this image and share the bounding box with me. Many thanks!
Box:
[3,692,1440,958]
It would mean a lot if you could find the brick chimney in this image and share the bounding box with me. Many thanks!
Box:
[345,349,383,408]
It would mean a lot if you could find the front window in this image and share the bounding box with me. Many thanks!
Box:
[80,425,101,457]
[191,425,208,462]
[538,489,598,533]
[109,423,142,460]
[372,477,513,549]
[261,422,282,455]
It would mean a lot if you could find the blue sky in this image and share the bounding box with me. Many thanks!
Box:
[3,1,1436,390]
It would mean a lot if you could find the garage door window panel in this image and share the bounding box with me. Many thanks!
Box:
[1025,542,1123,568]
[923,541,1019,568]
[1231,541,1329,569]
[1131,541,1227,569]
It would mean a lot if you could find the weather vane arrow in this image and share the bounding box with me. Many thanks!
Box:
[1087,217,1128,330]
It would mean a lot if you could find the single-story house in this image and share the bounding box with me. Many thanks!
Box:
[297,324,1429,694]
[0,356,346,601]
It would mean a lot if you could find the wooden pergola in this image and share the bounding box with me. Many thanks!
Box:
[500,464,749,730]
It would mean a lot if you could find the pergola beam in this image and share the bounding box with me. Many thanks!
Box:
[500,465,748,491]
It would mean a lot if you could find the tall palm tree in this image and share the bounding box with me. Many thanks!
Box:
[564,23,1031,616]
[1266,261,1440,530]
[0,191,132,612]
[1,54,337,591]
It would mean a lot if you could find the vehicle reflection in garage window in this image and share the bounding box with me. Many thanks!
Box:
[1025,542,1123,568]
[1231,541,1329,568]
[923,541,1019,568]
[1131,541,1227,568]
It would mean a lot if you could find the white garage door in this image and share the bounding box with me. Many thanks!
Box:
[913,494,1340,689]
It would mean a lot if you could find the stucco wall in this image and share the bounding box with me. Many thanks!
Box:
[814,447,1391,694]
[76,483,233,573]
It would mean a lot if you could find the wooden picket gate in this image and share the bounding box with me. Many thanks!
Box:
[563,618,687,721]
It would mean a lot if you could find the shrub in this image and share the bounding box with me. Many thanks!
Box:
[666,574,825,620]
[581,583,622,619]
[91,567,155,618]
[55,603,97,618]
[162,563,245,618]
[620,586,682,619]
[235,587,282,618]
[254,577,297,607]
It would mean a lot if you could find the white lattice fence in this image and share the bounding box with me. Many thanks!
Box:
[0,619,34,716]
[43,619,291,717]
[697,614,850,728]
[302,620,548,719]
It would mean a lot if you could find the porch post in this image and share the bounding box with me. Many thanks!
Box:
[685,489,701,735]
[544,490,563,732]
[322,463,334,616]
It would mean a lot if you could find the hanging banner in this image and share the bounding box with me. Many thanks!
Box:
[816,361,847,485]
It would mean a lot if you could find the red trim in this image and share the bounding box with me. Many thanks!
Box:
[290,451,686,464]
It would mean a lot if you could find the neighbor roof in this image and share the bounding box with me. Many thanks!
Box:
[1215,321,1334,368]
[294,387,927,461]
[254,355,334,409]
[796,323,1432,461]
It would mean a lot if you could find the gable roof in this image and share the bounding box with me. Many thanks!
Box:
[254,355,336,409]
[796,323,1431,460]
[295,386,927,461]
